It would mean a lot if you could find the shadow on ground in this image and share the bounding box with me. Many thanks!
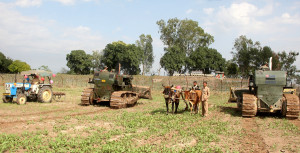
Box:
[219,105,286,119]
[150,107,189,115]
[218,105,241,117]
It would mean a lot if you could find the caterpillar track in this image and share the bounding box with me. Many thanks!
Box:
[242,94,257,117]
[283,94,300,119]
[81,88,94,105]
[110,91,139,109]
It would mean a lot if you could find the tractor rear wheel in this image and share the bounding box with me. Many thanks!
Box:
[38,86,53,103]
[17,94,27,105]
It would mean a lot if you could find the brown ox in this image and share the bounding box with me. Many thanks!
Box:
[184,89,202,114]
[162,85,188,114]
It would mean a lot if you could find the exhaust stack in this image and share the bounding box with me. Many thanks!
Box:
[269,57,272,71]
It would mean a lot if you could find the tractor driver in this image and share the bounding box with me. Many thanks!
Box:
[31,75,40,85]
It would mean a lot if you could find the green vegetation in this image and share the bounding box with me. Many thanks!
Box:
[0,84,299,152]
[278,51,299,77]
[157,18,221,75]
[0,91,243,152]
[66,50,93,75]
[0,52,13,73]
[136,34,154,75]
[102,41,142,75]
[38,65,52,72]
[231,35,299,77]
[8,60,31,73]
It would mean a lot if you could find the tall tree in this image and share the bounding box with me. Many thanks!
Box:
[232,35,261,75]
[278,51,299,77]
[157,18,214,73]
[66,50,92,75]
[102,41,142,75]
[91,50,104,71]
[8,60,31,73]
[188,47,225,74]
[0,52,13,73]
[160,45,185,76]
[38,65,51,72]
[136,34,154,75]
[157,18,214,54]
[226,61,239,76]
[232,35,283,75]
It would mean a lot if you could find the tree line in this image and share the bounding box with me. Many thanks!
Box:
[65,18,299,79]
[66,34,154,75]
[0,18,298,80]
[0,52,53,73]
[0,52,31,73]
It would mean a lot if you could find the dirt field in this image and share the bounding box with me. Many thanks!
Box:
[0,86,300,152]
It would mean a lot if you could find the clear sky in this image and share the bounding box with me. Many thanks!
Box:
[0,0,299,74]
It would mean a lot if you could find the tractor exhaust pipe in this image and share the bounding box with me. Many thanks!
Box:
[118,63,121,74]
[269,57,272,71]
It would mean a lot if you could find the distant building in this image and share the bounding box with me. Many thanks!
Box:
[191,70,204,76]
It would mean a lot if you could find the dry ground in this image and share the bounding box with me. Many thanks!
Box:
[0,87,299,152]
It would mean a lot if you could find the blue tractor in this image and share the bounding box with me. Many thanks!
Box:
[2,70,54,105]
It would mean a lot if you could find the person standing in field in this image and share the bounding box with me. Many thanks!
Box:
[192,81,200,90]
[201,81,210,117]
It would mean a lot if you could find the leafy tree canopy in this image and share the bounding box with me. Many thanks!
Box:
[160,45,185,76]
[38,65,51,72]
[8,60,31,73]
[232,35,280,75]
[0,52,13,73]
[157,18,214,55]
[91,50,104,71]
[188,47,226,74]
[278,51,299,77]
[136,34,154,75]
[157,18,217,74]
[102,41,142,75]
[226,61,239,76]
[66,50,92,75]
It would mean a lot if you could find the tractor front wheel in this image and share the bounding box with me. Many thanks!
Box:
[38,86,53,103]
[2,96,12,103]
[17,94,27,105]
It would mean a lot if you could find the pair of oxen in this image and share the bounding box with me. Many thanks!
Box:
[162,85,202,114]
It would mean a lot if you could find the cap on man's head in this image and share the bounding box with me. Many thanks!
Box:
[193,81,197,83]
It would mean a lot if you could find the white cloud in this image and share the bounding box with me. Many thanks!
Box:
[0,2,106,72]
[204,2,274,34]
[202,1,300,69]
[203,8,214,15]
[279,13,300,25]
[51,0,99,5]
[186,9,193,14]
[15,0,42,7]
[53,0,76,5]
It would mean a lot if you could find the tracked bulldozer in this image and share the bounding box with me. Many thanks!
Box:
[81,69,152,109]
[229,58,300,119]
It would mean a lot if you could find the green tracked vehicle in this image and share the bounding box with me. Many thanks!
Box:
[81,69,152,109]
[230,62,300,119]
